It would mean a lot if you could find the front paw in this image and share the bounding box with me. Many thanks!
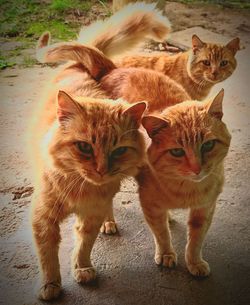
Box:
[186,259,210,277]
[155,252,178,268]
[73,267,96,284]
[100,221,117,234]
[38,282,61,301]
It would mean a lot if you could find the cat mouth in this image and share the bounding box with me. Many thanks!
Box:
[86,173,123,186]
[205,76,218,83]
[187,173,209,183]
[205,75,222,83]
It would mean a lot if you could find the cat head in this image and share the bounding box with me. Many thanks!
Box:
[188,35,240,85]
[48,91,146,185]
[142,89,231,182]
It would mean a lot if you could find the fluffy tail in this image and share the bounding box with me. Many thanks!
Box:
[35,2,170,76]
[36,32,116,80]
[78,2,171,57]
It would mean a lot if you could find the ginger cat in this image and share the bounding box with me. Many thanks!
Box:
[139,89,231,276]
[30,50,147,300]
[75,2,240,100]
[36,33,231,277]
[117,35,240,100]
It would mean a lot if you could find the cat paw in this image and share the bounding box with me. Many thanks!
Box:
[155,252,178,268]
[100,221,117,234]
[73,267,96,284]
[186,260,210,277]
[38,282,61,301]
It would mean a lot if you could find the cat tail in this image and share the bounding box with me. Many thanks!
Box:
[78,2,171,57]
[36,33,116,79]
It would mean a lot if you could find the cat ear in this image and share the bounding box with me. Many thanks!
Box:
[226,37,240,55]
[57,90,81,125]
[142,115,168,138]
[206,89,224,120]
[123,102,147,127]
[192,34,205,54]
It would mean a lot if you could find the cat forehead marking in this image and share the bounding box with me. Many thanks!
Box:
[89,123,118,147]
[169,108,210,145]
[203,44,228,61]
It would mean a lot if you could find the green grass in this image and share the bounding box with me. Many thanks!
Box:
[26,21,76,41]
[0,0,106,68]
[0,54,16,69]
[0,0,93,40]
[50,0,92,12]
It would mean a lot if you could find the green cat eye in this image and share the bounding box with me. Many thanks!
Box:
[220,60,228,67]
[169,148,185,158]
[201,140,216,153]
[112,146,128,158]
[202,60,211,66]
[77,141,93,155]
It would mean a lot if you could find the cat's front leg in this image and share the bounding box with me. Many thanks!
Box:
[142,204,177,268]
[185,203,216,277]
[72,212,106,283]
[32,200,64,301]
[100,204,117,234]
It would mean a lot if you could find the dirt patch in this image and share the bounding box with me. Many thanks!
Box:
[165,1,250,44]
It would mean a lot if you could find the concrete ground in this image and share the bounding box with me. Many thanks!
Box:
[0,28,250,305]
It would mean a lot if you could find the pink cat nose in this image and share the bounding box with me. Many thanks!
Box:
[190,164,201,175]
[96,166,108,177]
[96,170,106,177]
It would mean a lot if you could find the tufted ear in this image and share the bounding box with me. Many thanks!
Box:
[142,115,168,138]
[57,90,81,125]
[226,37,240,55]
[192,34,206,54]
[123,102,147,127]
[206,89,224,120]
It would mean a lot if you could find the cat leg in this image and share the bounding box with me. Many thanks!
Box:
[72,212,106,283]
[32,202,64,301]
[100,204,117,234]
[185,203,216,277]
[142,205,177,268]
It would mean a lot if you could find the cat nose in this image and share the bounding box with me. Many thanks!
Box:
[211,70,218,77]
[96,163,108,177]
[187,153,201,175]
[96,168,107,177]
[190,163,201,175]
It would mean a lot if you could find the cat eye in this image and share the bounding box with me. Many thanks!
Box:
[201,140,216,153]
[111,146,128,158]
[202,60,211,66]
[76,141,93,155]
[220,60,228,67]
[169,148,185,158]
